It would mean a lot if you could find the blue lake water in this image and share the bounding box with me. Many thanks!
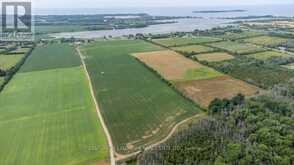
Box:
[50,18,233,39]
[45,5,294,39]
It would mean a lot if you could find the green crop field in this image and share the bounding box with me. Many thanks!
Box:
[177,67,223,82]
[0,68,108,165]
[0,44,109,165]
[153,37,222,47]
[80,39,200,153]
[20,43,81,73]
[247,51,290,60]
[0,55,25,70]
[243,36,289,47]
[207,41,266,55]
[172,45,215,54]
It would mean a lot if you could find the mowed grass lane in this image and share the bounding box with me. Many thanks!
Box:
[80,40,200,153]
[0,44,108,165]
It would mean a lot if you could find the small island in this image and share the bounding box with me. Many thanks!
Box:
[193,9,247,13]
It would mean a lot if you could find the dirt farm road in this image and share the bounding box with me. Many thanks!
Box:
[76,47,115,165]
[114,113,205,161]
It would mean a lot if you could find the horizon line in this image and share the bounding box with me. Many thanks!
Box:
[33,3,294,10]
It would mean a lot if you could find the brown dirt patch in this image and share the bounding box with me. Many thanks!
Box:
[90,160,109,165]
[133,50,203,81]
[126,143,135,150]
[176,76,260,107]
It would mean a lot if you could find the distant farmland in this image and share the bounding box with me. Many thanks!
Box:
[243,36,289,47]
[247,51,290,60]
[20,43,81,73]
[0,44,109,165]
[211,57,294,89]
[134,48,259,108]
[207,41,266,55]
[217,31,263,40]
[172,45,215,54]
[194,52,235,62]
[80,40,201,154]
[134,50,223,82]
[176,76,259,107]
[153,37,222,47]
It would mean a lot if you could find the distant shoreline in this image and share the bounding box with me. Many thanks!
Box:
[193,10,247,13]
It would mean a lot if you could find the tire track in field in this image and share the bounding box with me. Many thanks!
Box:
[76,47,115,165]
[114,113,206,162]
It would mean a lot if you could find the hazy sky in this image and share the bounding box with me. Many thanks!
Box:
[33,0,294,9]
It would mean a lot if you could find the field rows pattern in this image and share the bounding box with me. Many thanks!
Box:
[80,40,200,153]
[0,44,108,165]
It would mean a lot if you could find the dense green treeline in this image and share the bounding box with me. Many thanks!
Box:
[138,79,294,165]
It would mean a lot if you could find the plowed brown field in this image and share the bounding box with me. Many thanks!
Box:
[176,76,260,107]
[134,50,203,81]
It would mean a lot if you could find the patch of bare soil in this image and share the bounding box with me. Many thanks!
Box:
[134,50,203,81]
[90,160,109,165]
[176,76,260,107]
